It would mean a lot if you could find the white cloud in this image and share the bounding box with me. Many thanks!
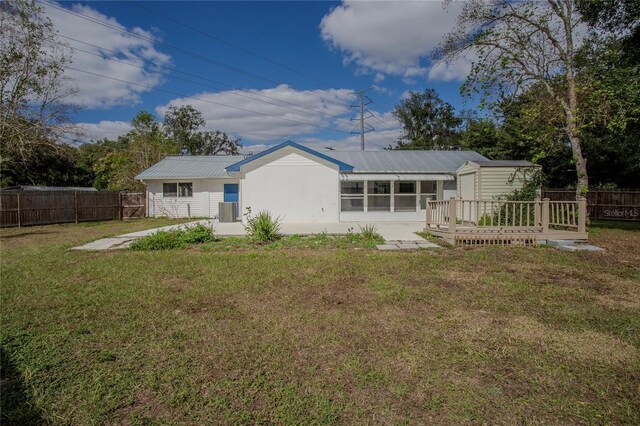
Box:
[301,109,401,151]
[320,0,463,80]
[77,120,132,141]
[44,2,171,108]
[428,57,473,82]
[156,85,355,142]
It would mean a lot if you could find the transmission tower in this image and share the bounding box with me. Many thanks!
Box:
[350,88,374,150]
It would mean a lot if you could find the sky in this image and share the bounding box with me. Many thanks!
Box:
[44,0,475,152]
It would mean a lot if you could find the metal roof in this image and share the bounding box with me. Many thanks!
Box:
[326,150,489,173]
[226,141,354,172]
[136,149,490,180]
[470,160,536,168]
[135,155,245,179]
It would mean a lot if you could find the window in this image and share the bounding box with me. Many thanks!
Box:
[394,181,416,212]
[178,182,193,197]
[420,181,437,209]
[340,181,364,212]
[163,182,193,197]
[368,181,391,211]
[163,183,177,197]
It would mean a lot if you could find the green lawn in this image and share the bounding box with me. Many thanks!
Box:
[1,219,639,424]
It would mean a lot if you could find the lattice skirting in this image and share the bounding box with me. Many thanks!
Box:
[454,234,538,246]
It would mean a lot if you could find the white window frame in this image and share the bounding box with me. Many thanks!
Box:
[393,180,417,212]
[340,181,364,212]
[162,182,193,198]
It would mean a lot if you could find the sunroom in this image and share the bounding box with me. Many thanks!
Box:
[338,174,454,222]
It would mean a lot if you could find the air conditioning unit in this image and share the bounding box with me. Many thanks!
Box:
[219,202,238,222]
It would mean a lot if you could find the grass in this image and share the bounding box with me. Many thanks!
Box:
[1,219,639,424]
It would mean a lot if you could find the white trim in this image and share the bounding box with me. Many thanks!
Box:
[340,173,454,181]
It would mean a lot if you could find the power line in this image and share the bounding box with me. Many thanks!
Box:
[58,34,348,121]
[65,42,350,123]
[41,0,353,109]
[129,1,337,88]
[64,66,352,135]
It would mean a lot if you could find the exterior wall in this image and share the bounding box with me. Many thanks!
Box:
[146,178,239,218]
[340,211,425,222]
[205,178,240,218]
[478,167,524,199]
[240,152,340,223]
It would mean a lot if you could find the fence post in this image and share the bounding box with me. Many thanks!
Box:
[425,197,432,226]
[118,192,123,220]
[449,197,457,232]
[534,199,541,227]
[16,193,21,228]
[542,198,550,235]
[74,191,79,224]
[578,196,587,234]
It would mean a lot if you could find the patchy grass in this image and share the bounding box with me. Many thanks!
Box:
[200,232,384,251]
[0,220,638,424]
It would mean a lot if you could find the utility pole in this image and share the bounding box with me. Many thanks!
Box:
[350,88,374,150]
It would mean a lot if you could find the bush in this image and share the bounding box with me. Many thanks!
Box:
[129,224,214,250]
[244,210,281,243]
[358,224,381,241]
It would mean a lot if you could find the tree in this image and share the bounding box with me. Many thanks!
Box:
[91,112,179,191]
[162,105,205,154]
[0,0,77,176]
[162,104,241,155]
[196,130,241,155]
[128,111,178,171]
[440,0,590,196]
[392,89,462,150]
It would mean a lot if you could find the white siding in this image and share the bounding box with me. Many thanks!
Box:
[146,178,239,218]
[240,152,340,223]
[205,178,239,218]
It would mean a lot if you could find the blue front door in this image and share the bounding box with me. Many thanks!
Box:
[224,184,239,217]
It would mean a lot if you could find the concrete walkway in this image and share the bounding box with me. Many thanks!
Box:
[72,220,430,250]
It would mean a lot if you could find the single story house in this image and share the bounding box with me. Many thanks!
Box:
[136,141,537,223]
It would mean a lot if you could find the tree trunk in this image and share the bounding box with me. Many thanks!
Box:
[566,124,589,198]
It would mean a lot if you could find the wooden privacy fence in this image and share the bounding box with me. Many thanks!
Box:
[543,188,640,221]
[0,191,145,228]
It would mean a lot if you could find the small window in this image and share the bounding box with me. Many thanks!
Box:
[163,183,177,197]
[394,181,417,212]
[163,182,192,197]
[178,182,193,197]
[341,181,364,212]
[368,181,391,211]
[420,181,438,209]
[341,181,364,194]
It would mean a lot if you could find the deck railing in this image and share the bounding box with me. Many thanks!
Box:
[426,197,587,235]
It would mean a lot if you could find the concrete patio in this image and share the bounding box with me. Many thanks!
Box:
[72,220,431,250]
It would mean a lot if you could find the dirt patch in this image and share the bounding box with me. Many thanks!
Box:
[108,389,172,425]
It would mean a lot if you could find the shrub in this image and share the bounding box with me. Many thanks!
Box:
[129,224,214,250]
[358,224,381,241]
[244,210,281,243]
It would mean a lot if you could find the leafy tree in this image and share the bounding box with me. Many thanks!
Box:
[0,0,78,177]
[392,89,462,149]
[90,112,179,191]
[162,105,240,155]
[196,130,241,155]
[162,105,205,155]
[440,0,591,196]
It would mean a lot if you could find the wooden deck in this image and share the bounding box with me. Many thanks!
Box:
[425,198,588,246]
